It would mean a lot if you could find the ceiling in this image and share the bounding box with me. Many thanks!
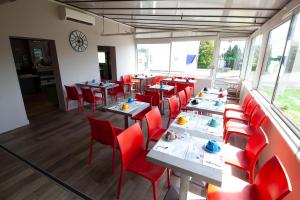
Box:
[57,0,290,37]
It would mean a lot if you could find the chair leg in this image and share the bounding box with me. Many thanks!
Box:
[89,138,93,164]
[152,182,157,200]
[117,170,125,199]
[167,169,171,189]
[66,98,69,111]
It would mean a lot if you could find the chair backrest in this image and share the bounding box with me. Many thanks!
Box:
[178,90,187,110]
[177,83,188,93]
[168,95,179,119]
[242,94,253,108]
[122,75,130,84]
[144,90,160,107]
[117,123,144,169]
[65,85,80,100]
[245,129,269,184]
[249,107,267,130]
[244,99,258,117]
[145,108,163,138]
[135,94,152,105]
[184,87,192,101]
[81,87,95,103]
[255,156,292,200]
[87,116,116,146]
[113,81,124,93]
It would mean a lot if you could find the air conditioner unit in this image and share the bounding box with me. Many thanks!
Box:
[63,7,95,26]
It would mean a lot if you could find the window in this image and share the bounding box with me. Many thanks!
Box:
[257,21,291,101]
[137,43,170,72]
[245,35,262,85]
[98,52,106,64]
[170,40,214,76]
[273,14,300,134]
[217,40,246,79]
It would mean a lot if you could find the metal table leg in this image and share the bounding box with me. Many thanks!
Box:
[104,88,108,106]
[124,115,129,128]
[179,174,190,200]
[140,80,143,94]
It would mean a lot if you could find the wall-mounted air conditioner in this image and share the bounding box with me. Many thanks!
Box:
[62,7,95,26]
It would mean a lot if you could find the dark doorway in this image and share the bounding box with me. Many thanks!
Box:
[10,37,62,120]
[97,46,117,81]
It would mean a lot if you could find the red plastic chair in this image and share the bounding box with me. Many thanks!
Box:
[162,82,177,98]
[87,116,123,173]
[223,128,268,184]
[122,75,138,93]
[224,107,267,143]
[145,107,166,150]
[64,85,83,112]
[224,98,258,126]
[81,87,104,112]
[176,82,188,94]
[108,81,126,103]
[131,94,152,127]
[178,90,187,111]
[167,96,180,128]
[116,123,170,200]
[207,156,292,200]
[225,94,252,113]
[145,90,162,110]
[184,87,192,102]
[187,77,195,95]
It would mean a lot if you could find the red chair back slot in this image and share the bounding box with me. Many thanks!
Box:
[65,85,80,100]
[81,87,95,103]
[87,116,116,146]
[245,129,269,183]
[117,123,144,169]
[255,156,292,200]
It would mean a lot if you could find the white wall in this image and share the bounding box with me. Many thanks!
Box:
[0,0,136,134]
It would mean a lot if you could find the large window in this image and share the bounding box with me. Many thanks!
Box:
[273,14,300,133]
[257,21,291,100]
[245,35,263,85]
[217,40,246,79]
[137,43,170,72]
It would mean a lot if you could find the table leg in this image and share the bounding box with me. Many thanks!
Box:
[104,88,108,106]
[160,90,164,115]
[140,80,143,94]
[179,174,190,200]
[124,115,129,128]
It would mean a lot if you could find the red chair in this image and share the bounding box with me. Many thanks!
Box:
[64,85,83,112]
[184,87,192,102]
[108,81,126,103]
[224,107,267,143]
[122,75,138,93]
[187,77,195,95]
[87,116,123,173]
[145,107,166,150]
[81,87,104,112]
[225,94,252,113]
[178,90,187,111]
[116,123,170,200]
[176,82,188,94]
[145,90,163,110]
[162,82,177,98]
[223,128,268,184]
[224,98,258,126]
[167,95,180,128]
[131,94,152,127]
[207,156,292,200]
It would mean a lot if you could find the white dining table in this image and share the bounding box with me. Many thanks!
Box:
[186,98,226,115]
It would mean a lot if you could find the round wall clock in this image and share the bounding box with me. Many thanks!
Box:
[69,30,88,52]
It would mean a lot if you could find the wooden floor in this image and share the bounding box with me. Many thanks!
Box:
[0,95,207,200]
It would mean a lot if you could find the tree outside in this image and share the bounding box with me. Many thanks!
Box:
[197,41,214,69]
[223,44,243,70]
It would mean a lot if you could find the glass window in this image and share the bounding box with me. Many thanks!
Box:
[245,35,263,85]
[217,40,246,79]
[273,14,300,134]
[137,43,170,72]
[98,52,106,64]
[258,21,291,100]
[197,40,215,77]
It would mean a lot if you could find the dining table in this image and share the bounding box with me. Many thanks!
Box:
[103,100,150,128]
[186,98,226,115]
[162,77,197,84]
[76,81,118,106]
[147,111,225,200]
[148,84,175,114]
[133,74,156,93]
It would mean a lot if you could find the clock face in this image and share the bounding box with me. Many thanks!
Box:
[69,30,88,52]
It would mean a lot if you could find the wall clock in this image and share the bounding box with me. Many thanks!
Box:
[69,30,88,52]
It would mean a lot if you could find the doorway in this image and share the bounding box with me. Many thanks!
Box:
[97,46,117,81]
[10,37,62,121]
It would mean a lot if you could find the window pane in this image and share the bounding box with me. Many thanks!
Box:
[170,40,214,76]
[274,14,300,133]
[245,35,262,85]
[217,40,246,79]
[137,44,170,72]
[258,21,291,100]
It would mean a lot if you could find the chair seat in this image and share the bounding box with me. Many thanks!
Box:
[225,111,248,122]
[207,174,259,200]
[225,104,243,112]
[224,144,250,171]
[225,119,248,129]
[127,150,166,181]
[227,126,254,137]
[151,128,166,141]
